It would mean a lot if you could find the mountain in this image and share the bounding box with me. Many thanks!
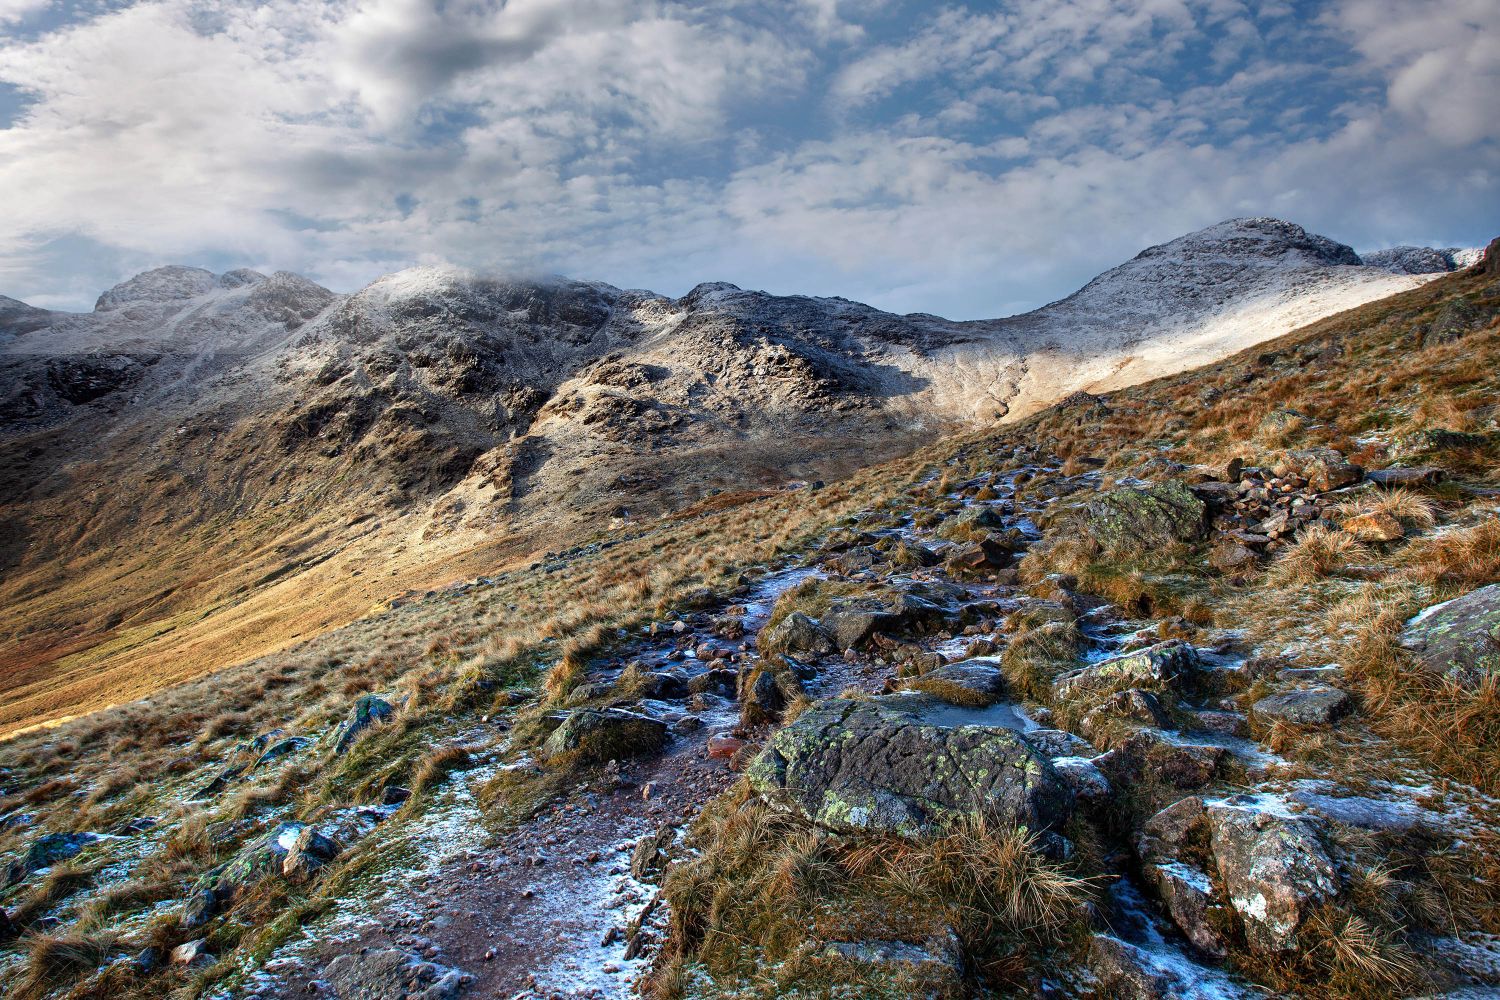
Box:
[0,238,1494,1000]
[0,218,1477,734]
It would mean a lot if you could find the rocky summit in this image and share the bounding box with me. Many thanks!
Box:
[0,228,1497,1000]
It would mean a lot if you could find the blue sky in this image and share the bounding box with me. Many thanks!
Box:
[0,0,1495,317]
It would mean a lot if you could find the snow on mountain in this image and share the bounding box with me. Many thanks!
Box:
[1361,245,1483,275]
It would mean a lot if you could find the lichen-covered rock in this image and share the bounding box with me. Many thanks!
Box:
[746,695,1072,837]
[540,708,668,765]
[1251,686,1351,726]
[898,661,1007,707]
[322,948,468,1000]
[1206,796,1340,953]
[1400,584,1500,686]
[253,735,314,770]
[1068,480,1208,554]
[1053,640,1199,701]
[330,694,394,755]
[759,612,835,658]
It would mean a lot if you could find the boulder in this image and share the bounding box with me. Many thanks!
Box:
[539,708,668,765]
[630,824,676,882]
[1086,934,1205,1000]
[253,735,314,770]
[1022,728,1096,759]
[180,888,219,930]
[1079,689,1172,740]
[746,695,1072,837]
[821,607,897,651]
[1067,481,1208,554]
[1273,449,1361,493]
[1052,640,1199,702]
[331,695,394,755]
[1141,861,1228,957]
[1400,584,1500,686]
[322,948,468,1000]
[1095,732,1224,792]
[759,612,835,658]
[1251,687,1351,727]
[898,661,1007,707]
[1206,796,1340,953]
[281,824,341,881]
[170,939,215,968]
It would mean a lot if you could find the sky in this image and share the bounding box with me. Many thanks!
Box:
[0,0,1495,318]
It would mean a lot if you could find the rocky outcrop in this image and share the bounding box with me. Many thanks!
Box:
[1251,686,1351,726]
[1052,640,1198,701]
[330,695,394,755]
[746,695,1072,837]
[1400,584,1500,686]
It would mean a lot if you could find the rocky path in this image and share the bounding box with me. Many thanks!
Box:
[242,451,1498,999]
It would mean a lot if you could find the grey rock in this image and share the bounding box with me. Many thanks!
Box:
[1053,640,1199,701]
[540,708,668,765]
[1023,728,1097,758]
[821,607,896,650]
[1066,480,1208,555]
[1206,796,1340,952]
[898,660,1007,706]
[3,832,97,889]
[630,824,676,882]
[322,948,468,1000]
[1080,688,1172,739]
[820,932,964,994]
[170,938,215,967]
[759,612,835,658]
[1400,584,1500,686]
[331,695,395,756]
[746,695,1072,837]
[1251,686,1351,726]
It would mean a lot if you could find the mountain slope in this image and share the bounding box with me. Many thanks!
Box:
[0,218,1472,734]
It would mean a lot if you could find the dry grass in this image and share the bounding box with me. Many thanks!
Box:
[1333,488,1440,529]
[1267,526,1372,585]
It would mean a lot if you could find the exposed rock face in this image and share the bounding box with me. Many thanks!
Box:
[1361,246,1480,274]
[1400,584,1500,686]
[745,694,1072,837]
[1206,797,1340,953]
[540,708,668,765]
[322,948,468,1000]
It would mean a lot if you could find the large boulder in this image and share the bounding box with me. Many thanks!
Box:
[1052,640,1199,702]
[1066,481,1208,555]
[821,606,897,651]
[746,695,1073,837]
[1391,428,1490,461]
[1206,797,1340,953]
[1400,584,1500,686]
[759,612,836,658]
[539,708,668,765]
[330,695,394,755]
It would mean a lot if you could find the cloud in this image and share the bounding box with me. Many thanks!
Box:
[0,0,1494,316]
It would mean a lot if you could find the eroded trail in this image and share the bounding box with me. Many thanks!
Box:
[244,450,1496,999]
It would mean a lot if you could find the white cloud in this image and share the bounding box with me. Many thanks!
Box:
[0,0,1492,316]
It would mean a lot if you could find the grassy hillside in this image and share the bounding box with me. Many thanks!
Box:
[0,250,1495,999]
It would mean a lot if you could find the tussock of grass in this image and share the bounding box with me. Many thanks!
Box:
[1267,526,1372,585]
